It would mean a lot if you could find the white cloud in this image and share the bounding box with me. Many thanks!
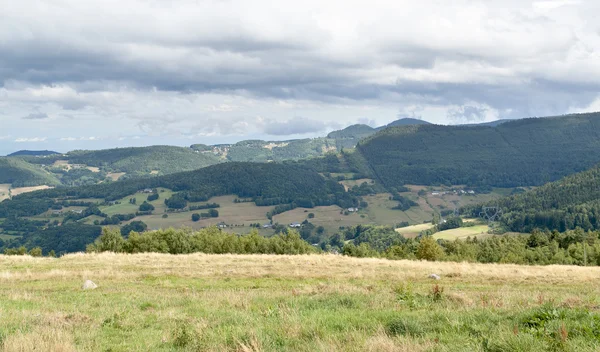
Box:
[15,137,47,142]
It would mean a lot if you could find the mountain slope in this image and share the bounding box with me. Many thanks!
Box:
[357,113,600,188]
[481,164,600,232]
[0,157,61,187]
[4,162,354,216]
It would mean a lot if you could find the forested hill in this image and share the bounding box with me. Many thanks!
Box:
[357,113,600,188]
[7,150,60,157]
[3,162,353,217]
[0,157,61,187]
[478,164,600,233]
[64,146,222,175]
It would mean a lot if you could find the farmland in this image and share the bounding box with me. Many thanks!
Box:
[1,253,599,351]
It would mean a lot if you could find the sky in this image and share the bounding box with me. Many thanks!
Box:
[2,0,600,155]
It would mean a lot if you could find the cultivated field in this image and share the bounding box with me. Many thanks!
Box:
[1,254,599,351]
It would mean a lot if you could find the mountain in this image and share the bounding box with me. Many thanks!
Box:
[7,150,60,157]
[379,118,432,129]
[326,118,432,150]
[357,112,600,189]
[482,164,600,233]
[193,138,338,163]
[0,157,61,187]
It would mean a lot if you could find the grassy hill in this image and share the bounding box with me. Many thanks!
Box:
[0,157,61,187]
[358,113,600,188]
[1,253,599,351]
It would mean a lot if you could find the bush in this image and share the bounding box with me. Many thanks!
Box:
[139,202,155,212]
[192,213,200,222]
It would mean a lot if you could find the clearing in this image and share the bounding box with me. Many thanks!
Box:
[1,253,599,351]
[9,185,53,197]
[106,172,126,181]
[395,223,434,238]
[433,225,491,240]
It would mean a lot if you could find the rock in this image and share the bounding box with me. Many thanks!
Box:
[428,274,441,280]
[82,280,98,290]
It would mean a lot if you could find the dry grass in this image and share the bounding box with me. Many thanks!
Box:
[106,172,125,181]
[9,185,53,197]
[433,225,491,240]
[395,223,434,238]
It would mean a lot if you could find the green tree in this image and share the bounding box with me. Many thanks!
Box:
[416,236,444,261]
[28,247,43,257]
[192,213,201,222]
[89,228,126,252]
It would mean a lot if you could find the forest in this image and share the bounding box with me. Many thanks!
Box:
[357,113,600,188]
[469,164,600,233]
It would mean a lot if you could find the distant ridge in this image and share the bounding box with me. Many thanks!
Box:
[8,150,60,157]
[379,118,432,129]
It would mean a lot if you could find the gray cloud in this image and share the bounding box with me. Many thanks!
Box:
[22,112,49,120]
[263,117,340,136]
[1,0,600,149]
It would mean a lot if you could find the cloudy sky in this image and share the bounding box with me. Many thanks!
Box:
[2,0,600,155]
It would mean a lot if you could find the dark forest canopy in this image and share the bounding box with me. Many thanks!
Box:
[357,112,600,188]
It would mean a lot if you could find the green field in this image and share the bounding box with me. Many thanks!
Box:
[134,195,275,231]
[1,253,599,351]
[433,225,491,240]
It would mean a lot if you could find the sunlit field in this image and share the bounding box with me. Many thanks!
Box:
[1,253,599,351]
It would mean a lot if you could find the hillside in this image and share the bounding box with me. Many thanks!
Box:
[481,164,600,232]
[65,146,222,175]
[358,113,600,188]
[4,162,353,213]
[0,157,61,187]
[7,150,60,157]
[2,253,599,351]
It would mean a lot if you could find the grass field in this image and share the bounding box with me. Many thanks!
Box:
[1,253,599,351]
[395,223,434,238]
[9,185,53,197]
[433,225,491,240]
[136,195,275,231]
[106,172,126,181]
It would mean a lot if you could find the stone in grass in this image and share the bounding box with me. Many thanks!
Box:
[82,280,98,290]
[428,274,441,280]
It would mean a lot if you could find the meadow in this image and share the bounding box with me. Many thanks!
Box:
[1,253,599,351]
